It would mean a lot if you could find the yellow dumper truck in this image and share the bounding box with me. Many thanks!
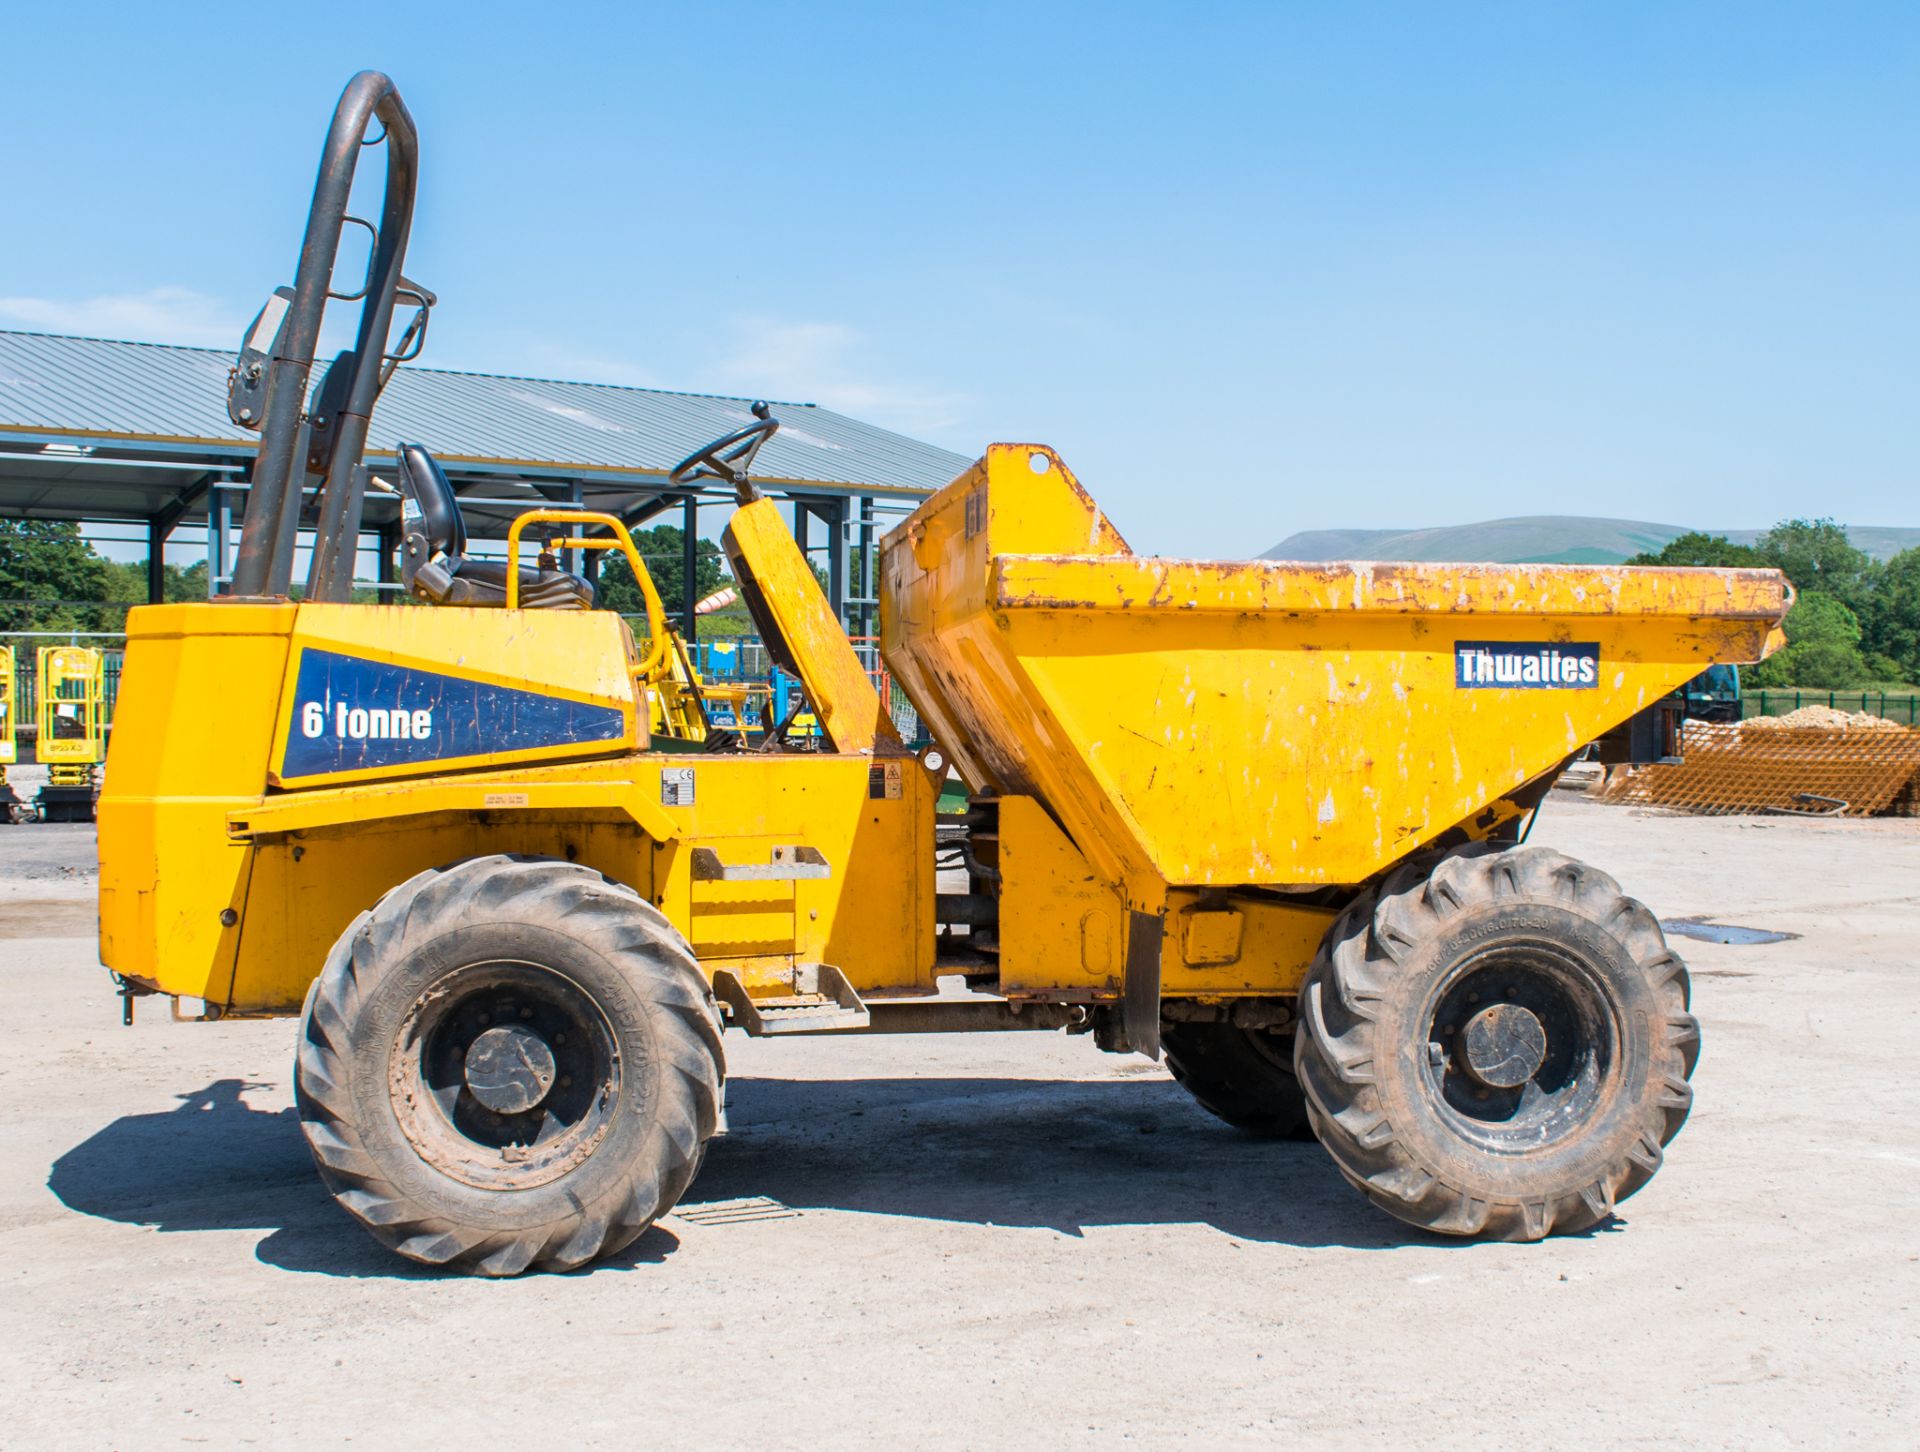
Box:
[96,75,1788,1273]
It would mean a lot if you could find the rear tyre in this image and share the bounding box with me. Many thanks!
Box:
[1294,844,1698,1241]
[295,855,723,1275]
[1161,1021,1314,1139]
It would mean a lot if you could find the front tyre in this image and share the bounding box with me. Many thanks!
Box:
[295,855,723,1275]
[1294,845,1699,1241]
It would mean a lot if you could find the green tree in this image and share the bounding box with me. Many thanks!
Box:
[1627,532,1763,568]
[166,559,211,601]
[1859,546,1920,683]
[1755,518,1876,607]
[1749,589,1871,688]
[100,559,147,614]
[0,521,114,630]
[94,559,215,619]
[595,523,728,620]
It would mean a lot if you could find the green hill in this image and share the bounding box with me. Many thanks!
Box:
[1261,517,1920,565]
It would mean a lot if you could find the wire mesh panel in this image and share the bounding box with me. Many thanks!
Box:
[1592,718,1920,816]
[1887,766,1920,818]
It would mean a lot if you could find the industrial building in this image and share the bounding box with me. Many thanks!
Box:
[0,329,970,635]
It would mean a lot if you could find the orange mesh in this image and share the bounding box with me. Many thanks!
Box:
[1591,721,1920,816]
[1888,768,1920,819]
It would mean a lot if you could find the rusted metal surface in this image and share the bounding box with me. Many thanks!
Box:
[714,980,1079,1035]
[1592,721,1920,816]
[860,999,1082,1034]
[992,553,1788,627]
[387,963,620,1190]
[1888,766,1920,817]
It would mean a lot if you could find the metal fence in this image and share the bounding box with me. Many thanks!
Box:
[1742,690,1920,724]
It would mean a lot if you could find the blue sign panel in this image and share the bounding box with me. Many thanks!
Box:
[1454,641,1600,690]
[280,648,628,779]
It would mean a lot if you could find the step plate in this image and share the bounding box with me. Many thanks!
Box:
[711,965,870,1035]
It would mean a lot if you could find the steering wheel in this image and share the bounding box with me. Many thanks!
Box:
[669,401,780,502]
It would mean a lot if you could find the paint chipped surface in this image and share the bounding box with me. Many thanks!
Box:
[878,438,1793,889]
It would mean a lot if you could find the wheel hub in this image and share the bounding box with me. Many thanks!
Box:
[1458,1002,1547,1089]
[463,1024,558,1114]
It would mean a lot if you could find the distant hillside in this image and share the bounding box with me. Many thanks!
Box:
[1261,516,1920,565]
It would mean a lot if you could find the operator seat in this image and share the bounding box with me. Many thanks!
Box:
[394,443,596,609]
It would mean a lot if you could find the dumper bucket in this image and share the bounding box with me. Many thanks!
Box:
[881,445,1789,902]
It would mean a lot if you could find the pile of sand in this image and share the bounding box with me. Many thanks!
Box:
[1743,704,1912,732]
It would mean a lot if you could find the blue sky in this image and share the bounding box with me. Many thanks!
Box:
[1,1,1914,555]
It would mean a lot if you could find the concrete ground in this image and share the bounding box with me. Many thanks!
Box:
[0,796,1915,1450]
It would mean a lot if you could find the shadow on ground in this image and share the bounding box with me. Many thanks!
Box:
[45,1078,677,1278]
[50,1071,1569,1274]
[689,1073,1488,1251]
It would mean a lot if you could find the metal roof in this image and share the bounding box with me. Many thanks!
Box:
[0,329,972,499]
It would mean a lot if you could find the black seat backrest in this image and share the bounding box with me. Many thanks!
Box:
[392,439,594,610]
[397,442,466,559]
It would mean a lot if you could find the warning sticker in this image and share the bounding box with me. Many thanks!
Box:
[661,766,696,806]
[964,487,988,539]
[868,762,903,801]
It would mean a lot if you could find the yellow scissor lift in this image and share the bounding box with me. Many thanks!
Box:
[36,646,106,823]
[0,645,20,822]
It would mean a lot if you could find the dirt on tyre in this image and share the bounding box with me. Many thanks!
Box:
[1294,843,1698,1241]
[1161,1020,1314,1140]
[294,854,723,1275]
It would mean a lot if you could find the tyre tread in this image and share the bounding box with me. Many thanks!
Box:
[294,855,722,1276]
[1160,1021,1317,1140]
[1293,844,1697,1242]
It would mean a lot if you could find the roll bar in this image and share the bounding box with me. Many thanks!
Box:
[229,71,420,600]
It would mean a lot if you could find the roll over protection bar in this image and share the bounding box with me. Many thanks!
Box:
[229,71,420,600]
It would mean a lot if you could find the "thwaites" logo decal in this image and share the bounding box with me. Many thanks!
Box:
[280,648,629,779]
[1455,641,1599,689]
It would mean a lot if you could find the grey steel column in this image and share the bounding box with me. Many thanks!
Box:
[828,499,847,629]
[146,518,166,604]
[682,495,699,640]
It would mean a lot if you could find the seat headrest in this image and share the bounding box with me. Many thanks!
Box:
[396,442,465,559]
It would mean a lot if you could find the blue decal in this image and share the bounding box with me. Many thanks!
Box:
[1455,641,1599,690]
[280,648,628,779]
